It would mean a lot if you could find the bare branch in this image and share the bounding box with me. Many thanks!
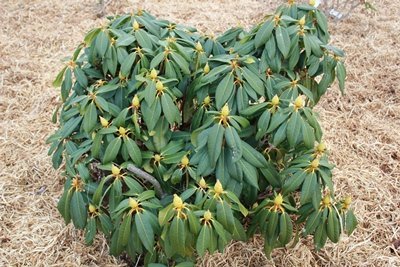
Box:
[127,164,165,198]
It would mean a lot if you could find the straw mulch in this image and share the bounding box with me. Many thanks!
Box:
[1,0,399,266]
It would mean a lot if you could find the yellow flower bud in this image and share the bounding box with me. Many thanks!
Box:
[199,177,208,189]
[154,154,162,162]
[181,155,189,167]
[203,95,211,105]
[195,42,203,52]
[118,126,127,136]
[150,69,158,79]
[203,210,212,221]
[132,94,140,108]
[316,142,326,153]
[100,116,109,127]
[221,104,230,117]
[173,194,184,209]
[214,180,224,195]
[88,204,96,213]
[294,96,304,109]
[203,63,210,74]
[274,193,283,206]
[156,80,164,92]
[129,198,139,209]
[298,16,306,26]
[344,196,352,206]
[310,158,319,169]
[309,0,316,6]
[111,164,121,176]
[271,95,280,106]
[133,20,140,31]
[323,195,331,206]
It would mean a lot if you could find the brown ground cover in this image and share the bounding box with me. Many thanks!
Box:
[0,0,399,266]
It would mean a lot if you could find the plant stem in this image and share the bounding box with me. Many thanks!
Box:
[127,164,166,198]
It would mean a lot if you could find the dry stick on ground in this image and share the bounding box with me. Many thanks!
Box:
[127,164,166,198]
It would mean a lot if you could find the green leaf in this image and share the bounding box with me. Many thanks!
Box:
[61,68,72,101]
[170,52,190,75]
[57,188,72,224]
[96,30,109,57]
[161,93,179,125]
[255,20,274,48]
[224,126,242,162]
[283,171,307,194]
[225,191,248,216]
[278,212,292,245]
[336,61,346,94]
[124,137,142,165]
[215,73,234,109]
[345,209,357,235]
[83,102,97,133]
[216,201,235,231]
[275,26,290,58]
[266,211,278,243]
[121,52,136,77]
[135,29,152,49]
[116,34,136,47]
[207,123,225,167]
[203,64,231,84]
[239,160,259,189]
[103,137,122,163]
[304,210,322,235]
[53,66,67,87]
[196,225,211,256]
[242,67,264,96]
[135,211,155,252]
[300,172,317,204]
[169,217,186,255]
[119,213,132,247]
[70,190,87,229]
[85,217,97,245]
[97,83,120,94]
[314,223,327,250]
[327,209,340,243]
[74,67,88,88]
[141,100,161,131]
[287,111,302,148]
[241,140,267,168]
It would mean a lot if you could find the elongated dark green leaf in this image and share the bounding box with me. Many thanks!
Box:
[287,111,302,148]
[170,52,190,75]
[304,210,322,235]
[116,34,136,47]
[314,223,327,250]
[300,173,317,204]
[141,100,161,131]
[224,126,242,162]
[216,201,235,231]
[215,73,234,109]
[279,212,292,245]
[96,30,109,57]
[103,137,122,163]
[239,160,259,189]
[83,102,97,133]
[97,84,120,94]
[255,20,274,48]
[283,170,307,194]
[196,225,211,256]
[275,26,290,58]
[121,52,136,77]
[57,189,72,224]
[135,211,154,252]
[135,29,152,49]
[119,213,132,247]
[85,217,96,245]
[207,123,225,167]
[53,66,67,87]
[336,61,346,94]
[242,67,264,96]
[327,209,340,243]
[266,211,278,243]
[345,209,357,235]
[203,65,231,84]
[124,137,142,165]
[241,140,267,168]
[61,68,72,101]
[169,217,186,255]
[70,191,87,229]
[161,93,179,125]
[74,67,88,88]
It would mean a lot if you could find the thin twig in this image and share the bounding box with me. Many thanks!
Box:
[127,164,165,198]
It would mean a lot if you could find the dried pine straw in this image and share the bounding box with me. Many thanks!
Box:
[0,0,399,266]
